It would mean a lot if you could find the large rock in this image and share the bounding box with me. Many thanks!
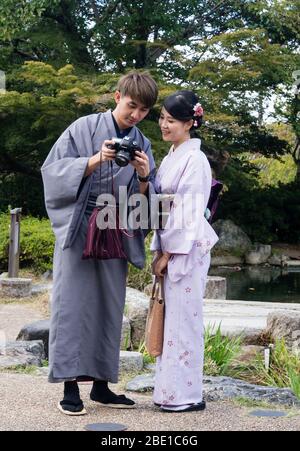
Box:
[268,253,289,267]
[211,255,244,266]
[0,278,32,298]
[31,283,52,296]
[212,220,252,257]
[121,316,131,350]
[126,373,300,407]
[144,276,227,300]
[119,351,143,374]
[16,316,132,358]
[245,244,272,265]
[266,311,300,354]
[125,287,149,349]
[203,376,300,407]
[126,373,155,392]
[42,270,53,281]
[0,340,45,369]
[205,276,226,299]
[17,320,50,359]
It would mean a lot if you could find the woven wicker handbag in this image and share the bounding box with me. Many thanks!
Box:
[145,277,165,357]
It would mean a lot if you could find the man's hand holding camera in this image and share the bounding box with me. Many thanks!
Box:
[130,150,150,180]
[85,138,150,188]
[102,138,150,181]
[100,140,117,162]
[84,140,115,177]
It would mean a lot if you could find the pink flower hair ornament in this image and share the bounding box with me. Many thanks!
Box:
[193,103,204,117]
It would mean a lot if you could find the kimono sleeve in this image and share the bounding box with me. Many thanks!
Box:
[41,125,90,208]
[159,152,211,255]
[41,117,92,246]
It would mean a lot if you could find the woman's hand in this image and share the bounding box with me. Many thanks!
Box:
[154,253,170,278]
[130,150,150,178]
[151,251,163,275]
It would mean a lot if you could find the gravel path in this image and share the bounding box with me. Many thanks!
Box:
[0,372,299,431]
[0,303,46,341]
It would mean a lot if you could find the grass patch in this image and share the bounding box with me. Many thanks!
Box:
[0,292,50,316]
[227,339,300,400]
[138,340,156,367]
[233,397,283,409]
[233,397,300,417]
[0,365,40,375]
[204,323,242,376]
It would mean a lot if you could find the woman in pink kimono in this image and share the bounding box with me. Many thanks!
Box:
[151,90,219,412]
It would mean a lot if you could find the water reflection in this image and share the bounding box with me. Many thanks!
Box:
[209,266,300,303]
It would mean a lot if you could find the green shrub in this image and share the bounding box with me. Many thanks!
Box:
[218,161,300,243]
[0,212,55,273]
[0,211,156,280]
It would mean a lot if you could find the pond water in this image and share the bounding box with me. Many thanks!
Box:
[209,265,300,303]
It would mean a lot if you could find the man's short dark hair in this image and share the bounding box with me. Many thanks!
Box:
[117,71,158,109]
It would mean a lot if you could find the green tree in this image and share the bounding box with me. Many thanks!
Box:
[0,62,117,213]
[0,0,95,72]
[0,1,254,75]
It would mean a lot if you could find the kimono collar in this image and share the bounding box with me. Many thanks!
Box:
[168,138,201,157]
[103,110,138,142]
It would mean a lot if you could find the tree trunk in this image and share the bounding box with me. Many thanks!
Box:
[135,43,148,69]
[293,139,300,184]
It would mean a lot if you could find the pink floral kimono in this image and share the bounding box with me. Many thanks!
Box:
[151,138,218,411]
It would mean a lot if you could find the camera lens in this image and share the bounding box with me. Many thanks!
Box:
[115,151,130,167]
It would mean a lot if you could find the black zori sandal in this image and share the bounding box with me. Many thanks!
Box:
[57,380,87,416]
[90,391,135,409]
[57,400,87,416]
[90,381,135,409]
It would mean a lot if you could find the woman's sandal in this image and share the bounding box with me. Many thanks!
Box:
[160,401,206,413]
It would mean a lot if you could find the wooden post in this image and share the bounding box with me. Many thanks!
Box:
[8,208,22,278]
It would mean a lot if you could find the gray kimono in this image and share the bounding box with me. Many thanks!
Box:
[41,111,156,383]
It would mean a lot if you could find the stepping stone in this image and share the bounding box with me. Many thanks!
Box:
[249,410,287,418]
[84,423,128,432]
[0,340,44,369]
[119,351,143,374]
[31,283,52,296]
[0,278,32,298]
[17,320,50,359]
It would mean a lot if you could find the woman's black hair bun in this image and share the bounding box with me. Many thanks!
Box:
[163,90,204,129]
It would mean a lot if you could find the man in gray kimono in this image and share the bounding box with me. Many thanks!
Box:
[41,72,158,415]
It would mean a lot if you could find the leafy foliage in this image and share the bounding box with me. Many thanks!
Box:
[230,339,300,400]
[0,212,55,273]
[204,323,242,376]
[0,1,299,242]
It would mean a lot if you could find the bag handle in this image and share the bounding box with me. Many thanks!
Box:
[151,276,164,302]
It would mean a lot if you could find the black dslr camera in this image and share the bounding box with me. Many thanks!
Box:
[108,136,141,167]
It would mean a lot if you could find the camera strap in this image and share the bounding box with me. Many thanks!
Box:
[99,152,114,196]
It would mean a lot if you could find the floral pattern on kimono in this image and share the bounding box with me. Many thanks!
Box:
[150,138,218,409]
